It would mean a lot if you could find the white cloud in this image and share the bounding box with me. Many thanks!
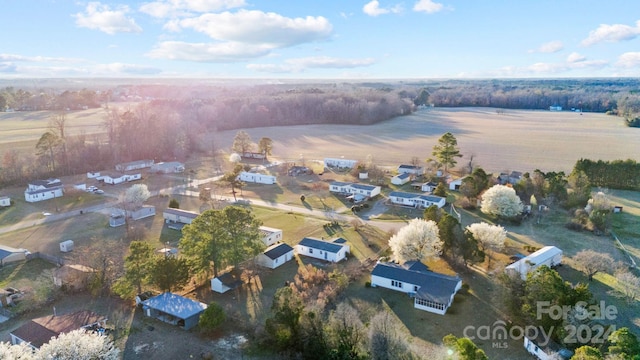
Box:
[147,41,272,62]
[176,10,332,47]
[0,54,84,63]
[97,63,162,74]
[139,0,245,18]
[616,52,640,68]
[247,56,375,73]
[530,40,563,53]
[74,2,142,35]
[363,1,402,16]
[413,0,444,14]
[566,52,586,63]
[581,20,640,46]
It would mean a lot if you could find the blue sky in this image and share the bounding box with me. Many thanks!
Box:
[2,0,640,79]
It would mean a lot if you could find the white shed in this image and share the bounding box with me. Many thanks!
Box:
[0,196,10,207]
[211,272,243,293]
[506,246,563,280]
[59,240,74,253]
[260,226,283,247]
[256,243,294,269]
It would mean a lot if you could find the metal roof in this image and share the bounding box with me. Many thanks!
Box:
[298,237,344,253]
[142,292,207,319]
[263,243,294,260]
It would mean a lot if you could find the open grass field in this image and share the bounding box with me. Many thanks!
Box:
[207,107,640,174]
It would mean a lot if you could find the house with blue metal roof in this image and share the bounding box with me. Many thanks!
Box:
[388,191,446,208]
[256,243,294,269]
[141,292,207,330]
[295,237,350,263]
[371,261,462,315]
[391,172,411,185]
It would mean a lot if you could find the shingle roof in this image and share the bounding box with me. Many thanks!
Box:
[142,292,207,319]
[10,310,105,349]
[372,262,461,304]
[215,272,243,289]
[298,237,344,253]
[263,243,294,260]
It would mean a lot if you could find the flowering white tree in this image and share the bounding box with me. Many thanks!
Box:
[388,218,442,263]
[466,222,507,268]
[37,329,120,360]
[0,329,119,360]
[480,185,524,218]
[123,183,151,211]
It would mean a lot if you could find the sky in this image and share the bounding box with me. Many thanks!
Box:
[2,0,640,79]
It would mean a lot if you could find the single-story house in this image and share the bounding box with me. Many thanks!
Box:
[100,172,141,185]
[549,105,563,111]
[10,310,107,349]
[87,171,101,179]
[141,292,207,330]
[295,237,350,263]
[420,181,439,192]
[241,152,266,160]
[388,191,446,209]
[150,161,185,174]
[391,173,411,185]
[0,245,29,266]
[505,246,563,280]
[260,226,283,247]
[211,272,243,294]
[53,264,95,291]
[329,182,381,198]
[448,178,462,191]
[498,171,523,185]
[371,260,462,315]
[238,171,276,185]
[324,157,357,169]
[524,334,573,360]
[109,206,155,227]
[73,183,87,191]
[163,208,199,229]
[115,159,154,172]
[397,164,425,176]
[24,178,64,203]
[0,195,10,207]
[256,243,294,269]
[109,209,126,227]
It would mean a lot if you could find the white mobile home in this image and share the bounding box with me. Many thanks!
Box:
[87,171,101,179]
[101,172,141,185]
[371,261,462,315]
[524,335,573,360]
[0,245,29,266]
[295,237,349,263]
[115,159,154,172]
[324,157,357,169]
[256,243,294,269]
[420,181,439,192]
[150,161,185,174]
[397,165,424,176]
[506,246,563,280]
[260,226,283,247]
[163,208,199,226]
[24,179,64,203]
[388,191,446,209]
[238,171,276,185]
[329,182,381,198]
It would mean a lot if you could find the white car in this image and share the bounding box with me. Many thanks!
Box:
[87,186,98,192]
[94,189,104,194]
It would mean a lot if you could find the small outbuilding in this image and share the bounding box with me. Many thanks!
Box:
[59,240,74,253]
[391,173,411,185]
[53,264,94,291]
[260,226,283,247]
[0,245,29,266]
[295,237,350,263]
[256,243,294,269]
[0,195,11,207]
[211,272,243,294]
[141,292,207,331]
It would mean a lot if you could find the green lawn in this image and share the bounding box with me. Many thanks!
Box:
[0,258,55,289]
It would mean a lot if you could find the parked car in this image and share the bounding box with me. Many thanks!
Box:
[94,189,104,194]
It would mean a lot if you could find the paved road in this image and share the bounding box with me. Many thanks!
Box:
[0,175,406,236]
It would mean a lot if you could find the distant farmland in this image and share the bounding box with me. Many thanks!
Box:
[2,106,639,174]
[212,107,640,174]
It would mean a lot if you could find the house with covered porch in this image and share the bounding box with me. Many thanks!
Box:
[329,181,381,198]
[141,292,207,330]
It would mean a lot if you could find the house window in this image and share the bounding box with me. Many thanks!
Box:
[415,298,445,310]
[275,258,278,263]
[414,285,418,292]
[319,251,323,254]
[309,248,313,254]
[391,280,403,288]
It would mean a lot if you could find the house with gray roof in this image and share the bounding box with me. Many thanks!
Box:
[391,172,411,185]
[397,164,425,176]
[295,237,350,263]
[329,181,381,198]
[24,178,64,203]
[256,243,294,269]
[388,191,446,209]
[371,261,462,315]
